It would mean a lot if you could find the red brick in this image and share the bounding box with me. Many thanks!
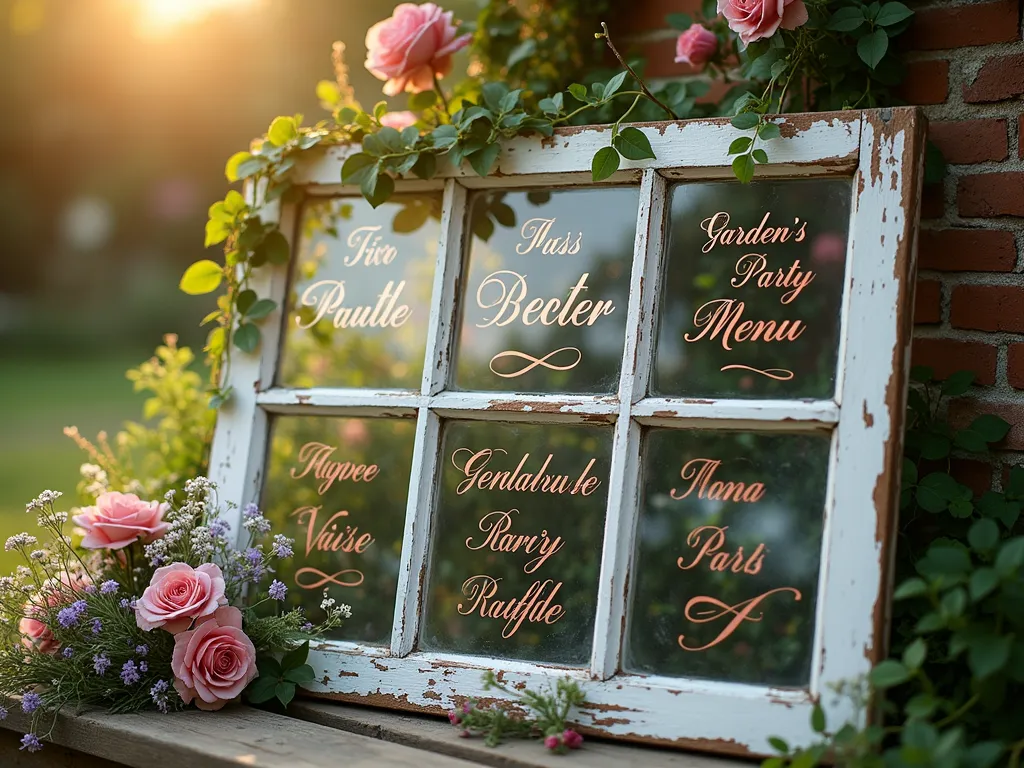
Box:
[915,280,943,323]
[618,0,702,34]
[921,183,945,219]
[900,59,949,105]
[911,337,997,384]
[950,285,1024,333]
[906,0,1022,50]
[918,228,1017,272]
[949,399,1024,451]
[950,459,995,498]
[958,172,1024,217]
[1008,344,1024,390]
[963,53,1024,103]
[929,119,1007,164]
[642,37,703,79]
[1019,114,1024,159]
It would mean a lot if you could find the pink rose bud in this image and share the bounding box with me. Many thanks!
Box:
[136,563,227,634]
[380,111,419,131]
[170,606,257,711]
[462,701,472,714]
[562,729,584,749]
[72,492,169,550]
[544,734,562,751]
[365,3,472,96]
[674,24,718,70]
[718,0,808,45]
[448,710,462,725]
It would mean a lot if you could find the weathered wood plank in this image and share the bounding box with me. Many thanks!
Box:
[291,700,746,768]
[0,706,480,768]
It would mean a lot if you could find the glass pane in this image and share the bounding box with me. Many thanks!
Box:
[420,420,611,665]
[278,194,441,390]
[624,429,830,686]
[260,415,416,645]
[451,187,639,394]
[653,179,851,399]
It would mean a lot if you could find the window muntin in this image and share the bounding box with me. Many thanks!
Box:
[451,186,640,394]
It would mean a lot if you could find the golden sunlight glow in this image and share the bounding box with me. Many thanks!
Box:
[135,0,256,36]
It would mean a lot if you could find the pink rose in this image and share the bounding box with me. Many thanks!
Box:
[674,24,718,70]
[20,596,60,654]
[136,562,227,634]
[718,0,809,45]
[365,3,472,96]
[380,111,419,130]
[72,492,169,550]
[171,606,257,711]
[562,729,584,749]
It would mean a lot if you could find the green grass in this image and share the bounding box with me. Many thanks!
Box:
[0,355,144,570]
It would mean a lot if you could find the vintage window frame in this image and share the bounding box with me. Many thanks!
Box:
[209,108,925,757]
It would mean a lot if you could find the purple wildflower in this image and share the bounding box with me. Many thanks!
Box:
[93,653,110,676]
[91,618,102,634]
[84,585,97,594]
[271,534,293,559]
[21,692,41,713]
[0,706,7,720]
[242,503,261,519]
[139,661,148,673]
[121,660,140,685]
[100,580,119,595]
[150,680,170,713]
[244,547,262,566]
[20,733,42,752]
[209,518,231,538]
[62,647,74,659]
[119,598,131,609]
[300,621,314,632]
[135,644,148,657]
[56,600,88,628]
[268,580,287,601]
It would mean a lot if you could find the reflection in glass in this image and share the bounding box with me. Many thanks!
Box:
[260,415,416,645]
[452,187,639,394]
[278,194,441,390]
[420,421,611,665]
[653,179,851,399]
[624,429,829,686]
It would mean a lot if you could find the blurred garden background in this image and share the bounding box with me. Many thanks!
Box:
[0,0,480,567]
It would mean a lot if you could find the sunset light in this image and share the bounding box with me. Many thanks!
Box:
[135,0,256,35]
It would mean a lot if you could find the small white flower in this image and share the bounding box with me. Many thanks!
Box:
[5,533,37,552]
[29,550,47,561]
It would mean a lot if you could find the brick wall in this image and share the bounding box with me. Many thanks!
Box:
[622,0,1024,489]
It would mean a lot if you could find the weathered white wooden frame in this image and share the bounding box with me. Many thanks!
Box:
[209,109,924,758]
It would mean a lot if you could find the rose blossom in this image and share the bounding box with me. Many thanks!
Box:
[20,604,59,654]
[365,3,472,95]
[136,562,227,634]
[379,111,419,130]
[717,0,809,45]
[72,492,169,550]
[674,24,718,70]
[19,573,92,654]
[171,606,258,711]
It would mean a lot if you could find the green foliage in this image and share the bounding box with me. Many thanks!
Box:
[247,641,318,709]
[764,370,1024,766]
[449,671,586,752]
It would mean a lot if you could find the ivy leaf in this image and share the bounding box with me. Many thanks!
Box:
[205,219,230,248]
[940,369,974,396]
[591,146,620,182]
[758,122,781,141]
[767,736,788,753]
[284,664,316,685]
[538,97,561,115]
[604,71,628,98]
[875,2,914,26]
[810,704,826,733]
[429,125,458,149]
[506,38,537,69]
[481,82,509,112]
[408,90,437,111]
[499,89,522,113]
[857,29,889,69]
[244,299,277,321]
[225,151,254,182]
[411,153,437,180]
[904,694,938,718]
[613,127,656,160]
[233,323,260,354]
[995,537,1024,577]
[968,567,1000,601]
[968,632,1012,679]
[902,638,927,671]
[969,518,1000,552]
[730,113,760,130]
[468,143,501,177]
[255,230,290,266]
[827,6,866,31]
[246,676,279,704]
[256,655,283,679]
[342,153,377,185]
[916,472,960,513]
[732,154,755,183]
[965,742,1006,768]
[752,149,769,164]
[567,83,588,102]
[267,116,297,146]
[971,414,1010,443]
[870,659,910,689]
[179,260,223,295]
[893,577,928,600]
[282,640,310,671]
[728,137,753,155]
[275,681,297,708]
[236,289,257,315]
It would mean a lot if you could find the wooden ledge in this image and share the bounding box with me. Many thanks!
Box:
[0,700,754,767]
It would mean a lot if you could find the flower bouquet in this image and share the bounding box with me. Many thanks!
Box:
[0,480,348,753]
